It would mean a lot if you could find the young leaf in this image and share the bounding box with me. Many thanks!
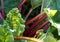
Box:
[50,10,57,16]
[0,25,14,42]
[5,8,25,36]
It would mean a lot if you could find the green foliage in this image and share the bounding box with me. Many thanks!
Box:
[44,8,60,36]
[44,35,56,42]
[0,8,25,42]
[0,0,60,42]
[31,0,42,9]
[57,40,60,42]
[36,29,44,39]
[0,25,14,42]
[5,8,25,36]
[37,28,57,42]
[0,0,22,13]
[52,11,60,23]
[41,0,60,12]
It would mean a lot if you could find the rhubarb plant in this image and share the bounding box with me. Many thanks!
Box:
[0,0,60,42]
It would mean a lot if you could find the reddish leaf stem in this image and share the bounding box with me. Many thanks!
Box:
[24,14,47,36]
[25,12,45,26]
[27,15,47,32]
[1,0,5,18]
[18,0,26,10]
[28,21,49,37]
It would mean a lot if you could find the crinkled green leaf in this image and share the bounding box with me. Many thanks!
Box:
[0,25,14,42]
[5,8,25,36]
[20,24,25,33]
[20,18,25,24]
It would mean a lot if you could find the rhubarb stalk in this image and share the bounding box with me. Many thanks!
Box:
[25,12,45,26]
[18,0,26,10]
[24,14,47,36]
[28,21,49,37]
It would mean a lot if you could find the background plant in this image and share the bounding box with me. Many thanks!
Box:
[0,0,60,42]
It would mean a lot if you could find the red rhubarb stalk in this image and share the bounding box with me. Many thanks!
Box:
[28,21,49,37]
[25,12,45,26]
[24,14,47,36]
[18,0,26,10]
